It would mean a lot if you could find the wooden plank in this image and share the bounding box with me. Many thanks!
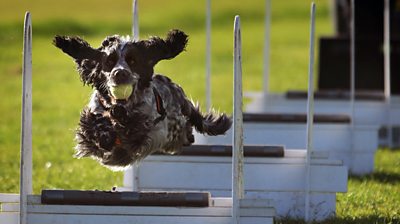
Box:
[0,194,19,203]
[286,90,385,101]
[243,113,350,124]
[153,149,327,159]
[239,198,274,208]
[154,145,284,157]
[145,155,342,166]
[1,203,19,212]
[40,190,210,207]
[0,213,18,224]
[25,196,275,217]
[26,214,273,224]
[194,122,378,153]
[6,197,273,211]
[25,204,274,218]
[138,161,347,192]
[27,204,232,216]
[210,198,274,208]
[284,150,329,159]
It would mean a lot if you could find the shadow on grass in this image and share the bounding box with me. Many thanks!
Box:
[276,216,400,224]
[349,171,400,184]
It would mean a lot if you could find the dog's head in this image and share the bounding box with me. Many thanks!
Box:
[53,30,188,102]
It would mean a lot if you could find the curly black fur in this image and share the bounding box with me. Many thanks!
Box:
[54,29,232,169]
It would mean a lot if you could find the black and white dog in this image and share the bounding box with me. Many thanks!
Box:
[54,30,232,169]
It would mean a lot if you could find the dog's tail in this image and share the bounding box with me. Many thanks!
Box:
[189,103,232,136]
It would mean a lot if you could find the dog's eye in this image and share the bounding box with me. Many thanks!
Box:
[105,53,118,69]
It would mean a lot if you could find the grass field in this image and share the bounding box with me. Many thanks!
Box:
[0,0,399,223]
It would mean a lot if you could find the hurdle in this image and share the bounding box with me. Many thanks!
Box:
[121,4,348,221]
[245,0,400,148]
[199,1,377,174]
[0,12,275,224]
[199,1,379,175]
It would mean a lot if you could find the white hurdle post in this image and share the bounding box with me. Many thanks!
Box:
[349,0,356,154]
[263,0,271,93]
[20,11,33,224]
[123,0,140,191]
[304,3,316,222]
[384,0,392,148]
[205,0,212,111]
[132,0,139,40]
[232,15,244,224]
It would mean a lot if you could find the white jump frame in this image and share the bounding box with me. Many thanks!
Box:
[384,0,392,148]
[206,0,212,111]
[263,0,271,93]
[20,11,33,224]
[349,0,356,173]
[232,15,244,224]
[132,0,139,40]
[129,0,140,192]
[305,3,316,222]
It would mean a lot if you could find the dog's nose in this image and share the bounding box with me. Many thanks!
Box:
[111,69,132,85]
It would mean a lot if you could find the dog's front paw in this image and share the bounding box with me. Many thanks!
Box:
[90,115,117,151]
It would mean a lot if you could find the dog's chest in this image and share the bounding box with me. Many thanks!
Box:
[133,89,187,150]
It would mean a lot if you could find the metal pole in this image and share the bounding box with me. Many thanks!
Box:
[305,3,316,222]
[206,0,211,111]
[132,0,139,40]
[20,11,33,224]
[384,0,392,148]
[263,0,271,93]
[232,15,244,224]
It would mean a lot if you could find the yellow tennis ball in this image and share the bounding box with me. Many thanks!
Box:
[110,84,133,100]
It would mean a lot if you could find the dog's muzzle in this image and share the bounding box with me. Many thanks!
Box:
[111,69,133,85]
[109,69,135,100]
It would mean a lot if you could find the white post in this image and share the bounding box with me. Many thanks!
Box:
[232,15,244,224]
[205,0,211,111]
[132,0,139,41]
[304,3,316,223]
[349,0,356,164]
[20,11,33,224]
[263,0,271,93]
[330,0,338,35]
[127,0,140,191]
[384,0,392,148]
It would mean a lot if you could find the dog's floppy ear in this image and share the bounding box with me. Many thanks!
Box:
[54,36,105,87]
[53,35,103,62]
[145,29,188,64]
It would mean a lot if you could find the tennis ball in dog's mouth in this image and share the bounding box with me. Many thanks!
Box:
[110,84,133,100]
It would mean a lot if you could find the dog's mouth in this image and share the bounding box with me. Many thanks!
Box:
[109,84,134,101]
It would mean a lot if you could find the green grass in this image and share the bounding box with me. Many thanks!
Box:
[0,0,399,223]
